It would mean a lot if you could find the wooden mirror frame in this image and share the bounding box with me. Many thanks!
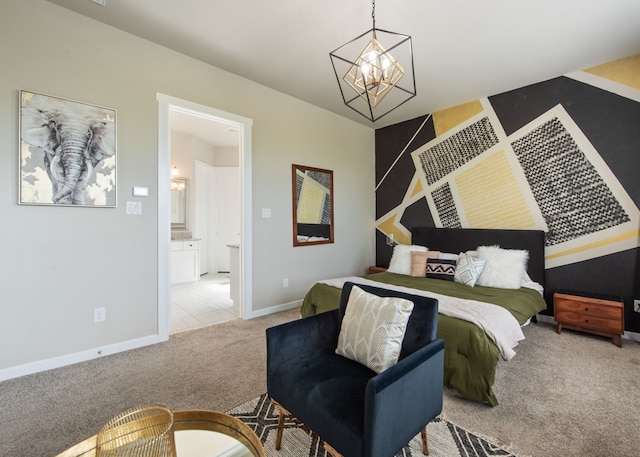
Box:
[292,164,334,246]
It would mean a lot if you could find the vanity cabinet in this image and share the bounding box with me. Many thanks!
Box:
[171,240,200,284]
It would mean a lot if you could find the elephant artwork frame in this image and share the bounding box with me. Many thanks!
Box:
[19,90,117,207]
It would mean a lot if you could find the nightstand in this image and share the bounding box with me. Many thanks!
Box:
[554,289,624,347]
[367,266,387,274]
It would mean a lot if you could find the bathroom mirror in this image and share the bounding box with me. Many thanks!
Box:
[171,178,188,230]
[292,164,334,246]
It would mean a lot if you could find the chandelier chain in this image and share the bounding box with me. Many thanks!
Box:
[372,0,376,29]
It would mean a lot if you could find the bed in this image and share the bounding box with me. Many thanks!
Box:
[299,227,548,406]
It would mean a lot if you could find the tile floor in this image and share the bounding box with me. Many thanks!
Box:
[170,273,239,334]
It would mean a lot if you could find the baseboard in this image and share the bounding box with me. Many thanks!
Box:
[624,330,640,343]
[0,334,162,383]
[1,300,303,382]
[245,299,302,319]
[535,314,555,325]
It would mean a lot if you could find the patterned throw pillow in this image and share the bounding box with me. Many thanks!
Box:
[454,253,487,287]
[336,286,414,373]
[426,258,457,281]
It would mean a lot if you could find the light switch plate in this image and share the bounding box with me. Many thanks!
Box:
[132,186,149,197]
[262,208,271,218]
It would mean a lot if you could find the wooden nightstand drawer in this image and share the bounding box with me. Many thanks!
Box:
[554,297,622,320]
[554,290,624,347]
[555,310,622,334]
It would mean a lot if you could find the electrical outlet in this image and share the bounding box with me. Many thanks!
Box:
[94,307,106,323]
[283,278,289,288]
[634,299,640,313]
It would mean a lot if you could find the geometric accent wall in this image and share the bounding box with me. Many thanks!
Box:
[375,54,640,330]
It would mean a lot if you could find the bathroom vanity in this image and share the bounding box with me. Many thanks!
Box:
[171,239,200,284]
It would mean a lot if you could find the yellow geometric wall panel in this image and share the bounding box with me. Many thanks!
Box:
[456,150,535,229]
[584,53,640,90]
[432,100,484,137]
[376,214,411,245]
[297,178,327,223]
[410,179,423,198]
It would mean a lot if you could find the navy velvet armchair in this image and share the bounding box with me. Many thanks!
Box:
[266,282,445,457]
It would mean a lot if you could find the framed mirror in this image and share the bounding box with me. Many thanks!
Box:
[171,178,188,230]
[292,164,334,246]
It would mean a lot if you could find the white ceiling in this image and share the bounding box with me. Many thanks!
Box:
[48,0,640,134]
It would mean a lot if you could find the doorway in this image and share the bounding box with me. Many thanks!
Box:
[156,93,253,340]
[195,163,241,276]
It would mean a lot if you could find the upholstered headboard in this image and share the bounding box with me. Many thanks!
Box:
[411,227,546,287]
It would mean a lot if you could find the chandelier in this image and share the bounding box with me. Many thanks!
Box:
[329,0,416,122]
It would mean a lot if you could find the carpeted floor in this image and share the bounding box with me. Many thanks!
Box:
[0,308,638,457]
[226,393,518,457]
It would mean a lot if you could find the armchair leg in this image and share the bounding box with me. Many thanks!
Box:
[421,427,429,455]
[275,408,285,450]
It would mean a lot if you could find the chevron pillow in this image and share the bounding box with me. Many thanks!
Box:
[426,258,457,281]
[336,285,414,374]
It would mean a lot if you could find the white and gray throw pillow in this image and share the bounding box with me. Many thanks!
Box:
[336,286,414,373]
[454,253,487,287]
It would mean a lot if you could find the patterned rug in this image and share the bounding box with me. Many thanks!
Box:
[226,394,517,457]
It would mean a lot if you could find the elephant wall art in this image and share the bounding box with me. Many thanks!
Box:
[19,90,116,206]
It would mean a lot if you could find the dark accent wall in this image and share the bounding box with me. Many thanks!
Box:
[375,64,640,332]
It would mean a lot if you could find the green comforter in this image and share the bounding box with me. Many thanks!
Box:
[300,272,547,406]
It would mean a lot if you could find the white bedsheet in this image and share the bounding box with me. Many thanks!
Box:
[318,276,525,360]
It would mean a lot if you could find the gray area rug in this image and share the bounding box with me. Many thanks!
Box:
[226,393,517,457]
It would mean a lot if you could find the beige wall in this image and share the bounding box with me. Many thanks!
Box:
[0,0,374,378]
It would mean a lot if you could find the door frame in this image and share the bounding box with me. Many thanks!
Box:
[156,93,253,340]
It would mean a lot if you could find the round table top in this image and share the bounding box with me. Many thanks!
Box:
[54,409,266,457]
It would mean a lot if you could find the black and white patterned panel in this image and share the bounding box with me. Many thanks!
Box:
[432,183,461,228]
[512,117,630,246]
[295,173,303,206]
[322,193,331,225]
[417,117,498,186]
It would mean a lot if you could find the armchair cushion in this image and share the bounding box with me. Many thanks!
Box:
[336,285,414,373]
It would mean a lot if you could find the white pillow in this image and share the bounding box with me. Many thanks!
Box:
[476,245,529,289]
[438,252,459,261]
[454,253,486,287]
[387,244,428,275]
[336,286,414,373]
